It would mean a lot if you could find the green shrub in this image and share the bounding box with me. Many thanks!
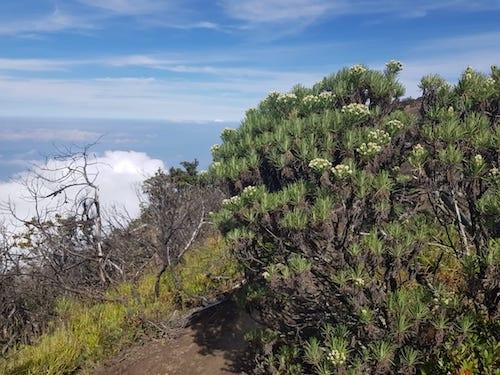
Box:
[211,63,499,374]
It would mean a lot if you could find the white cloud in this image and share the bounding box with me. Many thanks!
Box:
[220,0,333,23]
[0,129,101,142]
[0,151,165,230]
[220,0,500,25]
[0,1,216,37]
[413,31,500,52]
[396,32,500,97]
[0,30,497,120]
[78,0,169,15]
[0,7,94,36]
[0,68,322,121]
[0,58,73,72]
[1,0,498,37]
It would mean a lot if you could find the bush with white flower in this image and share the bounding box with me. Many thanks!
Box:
[357,142,382,158]
[221,195,241,208]
[309,158,332,173]
[385,119,404,134]
[408,143,427,169]
[212,62,499,375]
[367,129,391,145]
[210,144,221,156]
[341,103,370,118]
[385,59,403,74]
[221,128,237,142]
[470,154,486,175]
[301,94,321,112]
[331,164,354,179]
[349,64,367,75]
[327,348,347,366]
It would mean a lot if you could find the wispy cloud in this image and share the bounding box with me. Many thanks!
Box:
[78,0,170,15]
[0,58,74,72]
[220,0,333,23]
[413,31,500,52]
[0,129,101,142]
[220,0,500,25]
[396,32,500,97]
[0,7,94,36]
[0,65,323,121]
[0,53,321,79]
[0,1,215,37]
[1,0,499,37]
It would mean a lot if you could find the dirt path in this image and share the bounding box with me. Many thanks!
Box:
[92,301,257,375]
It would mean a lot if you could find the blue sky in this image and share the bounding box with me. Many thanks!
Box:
[0,0,499,122]
[0,0,499,181]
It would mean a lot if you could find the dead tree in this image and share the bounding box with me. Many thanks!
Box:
[2,142,115,290]
[141,162,223,298]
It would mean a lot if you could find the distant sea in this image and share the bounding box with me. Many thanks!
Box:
[0,117,236,180]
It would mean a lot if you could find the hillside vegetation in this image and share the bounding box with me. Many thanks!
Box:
[0,236,238,375]
[211,62,499,374]
[1,62,498,375]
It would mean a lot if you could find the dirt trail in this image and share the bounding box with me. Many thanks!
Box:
[92,301,257,375]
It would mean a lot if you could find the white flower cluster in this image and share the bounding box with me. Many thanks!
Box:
[319,91,335,100]
[332,164,354,179]
[412,144,426,158]
[222,128,237,137]
[242,185,258,199]
[222,195,241,207]
[367,129,391,145]
[353,277,365,287]
[485,77,495,86]
[210,144,221,154]
[386,119,404,133]
[349,64,366,74]
[327,349,347,366]
[357,142,382,157]
[309,158,332,172]
[277,93,298,104]
[342,103,370,117]
[386,60,403,72]
[302,94,320,105]
[464,66,474,80]
[474,154,484,165]
[302,92,335,110]
[490,167,499,177]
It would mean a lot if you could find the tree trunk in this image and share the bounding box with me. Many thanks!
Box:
[154,263,169,299]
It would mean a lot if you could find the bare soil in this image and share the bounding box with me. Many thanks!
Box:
[91,300,257,375]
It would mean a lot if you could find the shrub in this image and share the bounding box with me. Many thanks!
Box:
[0,236,239,374]
[211,63,499,374]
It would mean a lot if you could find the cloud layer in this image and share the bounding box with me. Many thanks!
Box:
[0,151,165,230]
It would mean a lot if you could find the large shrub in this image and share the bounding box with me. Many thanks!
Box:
[211,62,499,374]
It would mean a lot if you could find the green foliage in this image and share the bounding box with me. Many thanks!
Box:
[211,61,499,374]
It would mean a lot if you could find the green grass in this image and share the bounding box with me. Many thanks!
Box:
[0,236,239,375]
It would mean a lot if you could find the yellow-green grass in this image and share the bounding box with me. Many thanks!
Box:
[0,236,239,375]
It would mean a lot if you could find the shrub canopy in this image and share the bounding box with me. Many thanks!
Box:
[211,62,499,374]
